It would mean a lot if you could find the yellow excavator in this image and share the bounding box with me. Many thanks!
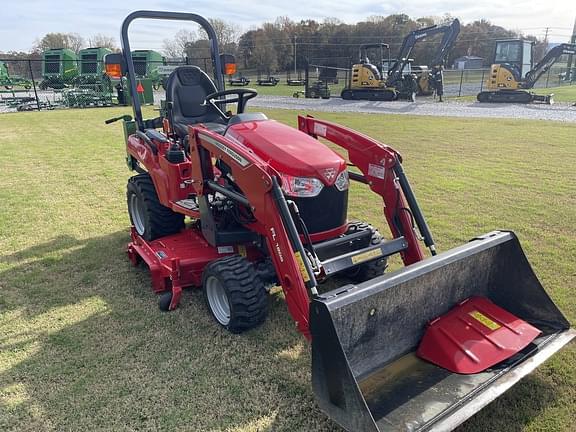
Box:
[344,43,391,94]
[478,39,576,104]
[341,19,460,101]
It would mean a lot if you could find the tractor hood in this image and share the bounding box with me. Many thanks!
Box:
[225,120,346,185]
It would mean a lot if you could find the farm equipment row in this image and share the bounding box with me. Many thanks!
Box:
[105,10,574,432]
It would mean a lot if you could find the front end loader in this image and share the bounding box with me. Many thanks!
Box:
[108,11,574,432]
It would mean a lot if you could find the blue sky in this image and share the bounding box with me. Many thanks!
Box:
[1,0,574,52]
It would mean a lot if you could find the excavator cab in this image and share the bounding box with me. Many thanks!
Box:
[348,43,390,89]
[493,39,534,82]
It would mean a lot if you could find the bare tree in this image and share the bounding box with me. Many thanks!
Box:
[208,18,239,47]
[34,32,85,53]
[88,34,119,51]
[67,33,85,52]
[163,29,196,58]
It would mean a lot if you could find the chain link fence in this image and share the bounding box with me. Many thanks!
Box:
[0,57,213,113]
[272,62,574,99]
[1,56,574,113]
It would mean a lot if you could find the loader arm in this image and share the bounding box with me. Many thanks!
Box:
[387,19,460,85]
[523,43,576,89]
[298,115,435,264]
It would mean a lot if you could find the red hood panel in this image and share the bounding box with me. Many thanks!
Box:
[225,120,346,185]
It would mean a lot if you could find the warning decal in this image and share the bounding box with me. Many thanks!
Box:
[368,163,385,179]
[294,251,310,282]
[469,310,501,331]
[351,248,382,265]
[313,123,327,137]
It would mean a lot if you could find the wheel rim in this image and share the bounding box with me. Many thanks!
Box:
[206,276,231,325]
[129,193,146,235]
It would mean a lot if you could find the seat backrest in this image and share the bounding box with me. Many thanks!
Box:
[165,66,223,125]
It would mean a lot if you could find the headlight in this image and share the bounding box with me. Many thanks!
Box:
[334,170,349,192]
[280,174,324,197]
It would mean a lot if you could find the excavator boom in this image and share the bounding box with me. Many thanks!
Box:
[387,19,460,86]
[523,43,576,88]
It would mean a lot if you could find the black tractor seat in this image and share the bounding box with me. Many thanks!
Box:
[165,66,228,137]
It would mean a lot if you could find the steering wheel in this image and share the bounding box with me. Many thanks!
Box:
[204,88,258,116]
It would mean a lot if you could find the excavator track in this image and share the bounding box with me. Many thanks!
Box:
[340,88,397,101]
[477,90,537,104]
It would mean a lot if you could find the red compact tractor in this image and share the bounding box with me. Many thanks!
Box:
[106,11,574,431]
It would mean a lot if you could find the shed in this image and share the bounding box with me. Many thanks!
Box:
[453,56,484,70]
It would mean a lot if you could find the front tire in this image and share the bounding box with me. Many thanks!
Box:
[347,257,388,282]
[127,173,184,241]
[346,224,388,282]
[203,256,268,333]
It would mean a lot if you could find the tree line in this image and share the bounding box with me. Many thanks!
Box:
[235,14,545,72]
[1,13,545,74]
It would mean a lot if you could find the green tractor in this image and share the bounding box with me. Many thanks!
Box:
[0,61,32,90]
[39,48,79,90]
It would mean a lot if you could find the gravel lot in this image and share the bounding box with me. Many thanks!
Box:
[3,90,575,122]
[249,95,576,122]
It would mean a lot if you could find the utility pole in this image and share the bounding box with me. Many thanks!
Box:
[566,16,576,81]
[538,27,551,64]
[293,35,298,74]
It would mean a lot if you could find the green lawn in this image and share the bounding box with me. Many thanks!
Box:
[531,84,576,103]
[0,107,575,431]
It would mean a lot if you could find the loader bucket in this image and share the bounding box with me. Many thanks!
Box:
[310,231,574,432]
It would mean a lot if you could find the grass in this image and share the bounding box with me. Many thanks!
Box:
[449,84,576,103]
[0,106,575,431]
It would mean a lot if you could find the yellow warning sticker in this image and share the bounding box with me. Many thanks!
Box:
[237,245,247,257]
[294,251,310,282]
[469,311,501,331]
[351,248,383,265]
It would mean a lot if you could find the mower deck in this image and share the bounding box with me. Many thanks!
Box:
[127,226,239,309]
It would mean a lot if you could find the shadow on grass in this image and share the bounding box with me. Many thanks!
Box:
[0,232,565,431]
[0,235,83,265]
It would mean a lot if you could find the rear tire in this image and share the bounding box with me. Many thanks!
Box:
[127,173,184,241]
[203,256,268,333]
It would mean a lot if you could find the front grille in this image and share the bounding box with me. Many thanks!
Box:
[44,55,60,74]
[293,185,348,234]
[133,59,147,76]
[80,54,97,74]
